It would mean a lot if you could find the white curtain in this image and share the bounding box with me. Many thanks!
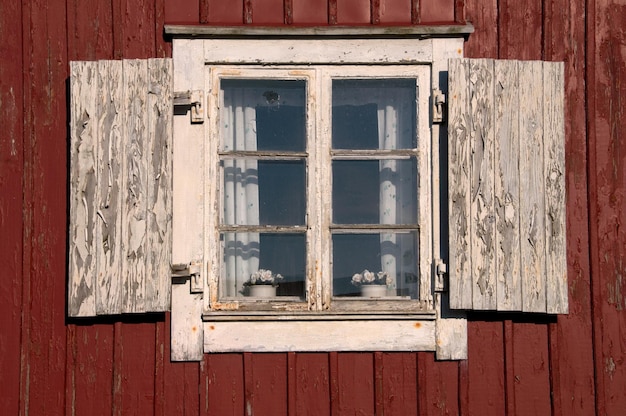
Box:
[377,91,416,295]
[222,89,260,297]
[334,83,417,295]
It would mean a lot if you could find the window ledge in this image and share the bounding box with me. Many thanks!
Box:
[204,319,436,352]
[164,24,474,39]
[203,311,436,321]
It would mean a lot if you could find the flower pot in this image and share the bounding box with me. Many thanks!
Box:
[360,284,387,298]
[249,285,277,298]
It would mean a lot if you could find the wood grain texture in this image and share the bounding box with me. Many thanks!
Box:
[69,59,172,316]
[518,61,547,313]
[95,60,124,315]
[289,353,331,416]
[69,61,98,317]
[449,58,566,313]
[589,0,626,414]
[468,58,496,310]
[0,0,24,412]
[494,59,521,311]
[544,0,596,412]
[448,58,473,309]
[292,0,328,23]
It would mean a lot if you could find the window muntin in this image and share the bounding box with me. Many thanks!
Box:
[208,66,431,313]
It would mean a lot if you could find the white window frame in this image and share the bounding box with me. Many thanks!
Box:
[171,35,467,358]
[205,65,432,315]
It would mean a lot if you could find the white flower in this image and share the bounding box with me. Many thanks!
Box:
[362,270,375,283]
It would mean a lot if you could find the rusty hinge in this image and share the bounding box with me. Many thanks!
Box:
[434,259,447,292]
[173,90,204,124]
[171,262,204,293]
[432,88,446,124]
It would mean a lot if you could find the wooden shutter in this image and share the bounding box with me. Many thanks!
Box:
[68,59,173,317]
[447,58,567,314]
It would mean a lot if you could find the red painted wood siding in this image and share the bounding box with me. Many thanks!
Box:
[1,0,624,414]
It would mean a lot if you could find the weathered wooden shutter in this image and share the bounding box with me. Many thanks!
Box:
[447,58,567,314]
[68,59,173,317]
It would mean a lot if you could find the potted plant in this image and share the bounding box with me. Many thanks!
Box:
[351,270,394,298]
[244,269,283,298]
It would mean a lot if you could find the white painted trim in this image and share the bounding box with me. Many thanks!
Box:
[204,320,435,352]
[204,38,434,65]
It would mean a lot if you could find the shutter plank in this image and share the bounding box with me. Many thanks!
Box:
[95,60,124,315]
[448,58,567,314]
[121,59,149,313]
[519,61,547,313]
[69,58,173,317]
[145,58,173,311]
[494,60,522,311]
[69,61,98,317]
[468,59,497,310]
[448,59,472,309]
[544,62,568,314]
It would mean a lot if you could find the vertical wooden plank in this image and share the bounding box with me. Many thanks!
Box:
[117,323,158,415]
[165,0,199,24]
[118,0,156,59]
[448,59,472,309]
[333,353,375,415]
[466,320,506,415]
[378,0,412,23]
[247,354,288,415]
[494,60,522,311]
[0,1,23,413]
[292,0,328,24]
[543,62,568,314]
[66,0,114,60]
[121,59,149,313]
[336,0,370,24]
[95,60,124,315]
[519,61,547,313]
[25,1,70,412]
[464,0,498,59]
[589,0,626,413]
[250,0,285,24]
[420,0,455,23]
[206,354,245,415]
[498,0,543,61]
[290,354,331,416]
[70,325,115,416]
[377,353,418,415]
[145,58,173,311]
[469,59,497,310]
[417,352,459,415]
[511,322,552,415]
[544,0,596,412]
[69,61,98,317]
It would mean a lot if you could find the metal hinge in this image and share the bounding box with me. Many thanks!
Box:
[434,259,447,292]
[173,90,204,123]
[171,262,204,293]
[432,88,446,124]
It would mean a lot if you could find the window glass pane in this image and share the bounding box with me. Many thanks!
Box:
[222,233,306,298]
[332,232,418,299]
[333,159,417,225]
[223,159,306,226]
[221,79,306,152]
[332,79,416,150]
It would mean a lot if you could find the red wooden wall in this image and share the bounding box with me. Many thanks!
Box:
[0,0,624,414]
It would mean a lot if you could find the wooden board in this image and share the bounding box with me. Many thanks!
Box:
[68,58,172,316]
[448,58,567,314]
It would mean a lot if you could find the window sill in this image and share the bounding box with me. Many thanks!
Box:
[203,318,436,353]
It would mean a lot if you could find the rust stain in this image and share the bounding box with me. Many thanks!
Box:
[192,326,198,332]
[414,322,422,329]
[208,325,214,330]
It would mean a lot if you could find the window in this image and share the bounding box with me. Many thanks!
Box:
[205,66,432,315]
[68,30,567,360]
